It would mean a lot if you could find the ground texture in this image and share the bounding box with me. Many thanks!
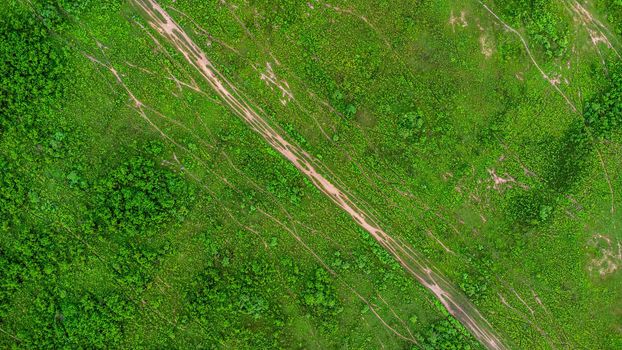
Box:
[1,0,621,349]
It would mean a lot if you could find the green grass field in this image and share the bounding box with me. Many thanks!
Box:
[1,0,621,349]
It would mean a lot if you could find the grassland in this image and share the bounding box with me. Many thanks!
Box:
[1,0,621,349]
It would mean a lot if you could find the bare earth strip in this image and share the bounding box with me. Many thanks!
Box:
[130,1,508,348]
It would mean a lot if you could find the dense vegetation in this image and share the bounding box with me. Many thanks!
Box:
[1,0,620,349]
[92,154,194,239]
[584,62,622,139]
[0,2,191,347]
[495,0,570,58]
[597,0,622,36]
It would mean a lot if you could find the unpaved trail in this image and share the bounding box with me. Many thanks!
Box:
[130,1,508,348]
[478,1,578,113]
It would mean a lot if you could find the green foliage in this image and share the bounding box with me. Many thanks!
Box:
[583,62,622,139]
[7,287,135,349]
[597,0,622,36]
[508,117,593,227]
[251,0,307,31]
[1,0,621,349]
[0,157,27,230]
[0,227,73,321]
[0,5,193,347]
[0,2,68,132]
[302,268,342,321]
[280,121,310,148]
[92,155,194,238]
[0,1,76,333]
[330,89,358,120]
[507,191,551,226]
[508,61,622,228]
[184,248,285,348]
[398,110,426,143]
[87,151,195,292]
[544,120,593,193]
[415,316,483,350]
[458,273,488,302]
[496,0,570,58]
[59,292,135,349]
[111,243,171,289]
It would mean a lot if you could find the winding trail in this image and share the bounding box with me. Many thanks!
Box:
[478,0,578,113]
[130,0,508,348]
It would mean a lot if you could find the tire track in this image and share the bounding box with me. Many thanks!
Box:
[129,1,508,348]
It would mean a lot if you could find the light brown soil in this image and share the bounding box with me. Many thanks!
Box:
[129,1,509,348]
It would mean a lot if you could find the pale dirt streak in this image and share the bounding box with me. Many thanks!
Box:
[478,0,578,113]
[130,1,508,348]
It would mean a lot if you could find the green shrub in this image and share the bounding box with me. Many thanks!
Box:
[0,3,69,133]
[92,156,194,238]
[302,268,342,320]
[59,292,135,349]
[495,0,570,58]
[0,157,27,230]
[415,316,483,350]
[398,110,426,142]
[583,63,622,139]
[185,252,285,347]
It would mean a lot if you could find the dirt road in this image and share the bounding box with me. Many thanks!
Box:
[130,1,508,348]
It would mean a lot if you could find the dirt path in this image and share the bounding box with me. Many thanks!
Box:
[478,1,578,113]
[129,1,508,348]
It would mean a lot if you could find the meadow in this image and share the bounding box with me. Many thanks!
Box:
[1,0,621,349]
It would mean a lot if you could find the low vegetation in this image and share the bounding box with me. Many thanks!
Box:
[1,0,620,349]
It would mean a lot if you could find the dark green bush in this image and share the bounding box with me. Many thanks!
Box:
[544,120,592,193]
[0,157,27,230]
[302,268,342,320]
[59,292,135,349]
[398,110,425,142]
[92,156,194,238]
[0,3,68,133]
[185,251,285,348]
[583,63,622,139]
[495,0,569,58]
[415,316,482,350]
